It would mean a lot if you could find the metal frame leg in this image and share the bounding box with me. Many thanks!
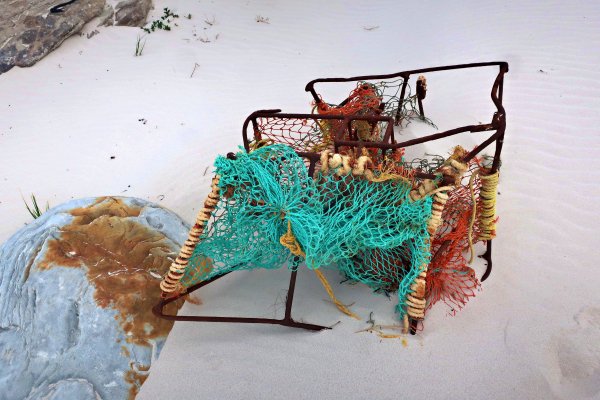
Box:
[153,270,330,331]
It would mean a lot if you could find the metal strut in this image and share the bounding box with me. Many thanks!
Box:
[153,269,330,331]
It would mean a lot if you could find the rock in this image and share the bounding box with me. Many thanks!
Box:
[0,0,153,74]
[0,0,106,74]
[0,197,188,399]
[99,0,153,27]
[114,0,153,27]
[97,3,116,26]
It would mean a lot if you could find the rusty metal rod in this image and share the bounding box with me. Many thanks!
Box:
[153,269,330,331]
[394,79,410,125]
[335,123,496,150]
[306,61,508,103]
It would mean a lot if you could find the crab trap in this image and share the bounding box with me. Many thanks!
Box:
[154,62,508,334]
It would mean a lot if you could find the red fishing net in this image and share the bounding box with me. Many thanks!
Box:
[426,161,482,315]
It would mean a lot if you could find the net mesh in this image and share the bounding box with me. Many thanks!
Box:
[315,83,384,145]
[181,144,433,318]
[255,117,327,153]
[253,81,438,158]
[316,80,437,128]
[427,161,483,314]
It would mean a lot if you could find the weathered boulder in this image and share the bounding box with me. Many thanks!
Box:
[0,0,105,74]
[113,0,153,26]
[0,0,153,74]
[0,197,188,399]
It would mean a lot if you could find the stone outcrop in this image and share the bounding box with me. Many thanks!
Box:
[111,0,153,27]
[0,0,153,74]
[0,197,188,399]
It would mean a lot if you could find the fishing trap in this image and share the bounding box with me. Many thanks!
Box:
[154,62,508,335]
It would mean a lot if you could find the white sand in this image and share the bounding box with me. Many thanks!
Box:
[1,1,599,399]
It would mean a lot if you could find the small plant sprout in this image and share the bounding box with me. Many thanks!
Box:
[135,34,146,56]
[162,7,179,19]
[142,7,180,33]
[23,194,49,219]
[255,15,270,24]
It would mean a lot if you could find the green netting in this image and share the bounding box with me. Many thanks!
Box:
[182,144,433,318]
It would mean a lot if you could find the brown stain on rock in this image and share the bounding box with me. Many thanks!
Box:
[125,363,151,400]
[37,197,184,397]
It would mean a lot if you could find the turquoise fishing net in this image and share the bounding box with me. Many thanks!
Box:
[182,144,433,318]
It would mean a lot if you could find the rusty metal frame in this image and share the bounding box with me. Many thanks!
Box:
[154,268,329,331]
[154,62,508,334]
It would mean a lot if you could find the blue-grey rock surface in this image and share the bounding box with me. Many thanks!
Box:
[0,197,188,399]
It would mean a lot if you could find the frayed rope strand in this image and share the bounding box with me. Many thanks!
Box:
[314,269,361,320]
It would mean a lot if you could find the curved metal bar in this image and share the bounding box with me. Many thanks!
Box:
[490,64,509,118]
[242,109,282,151]
[335,123,496,151]
[305,61,509,104]
[480,241,493,282]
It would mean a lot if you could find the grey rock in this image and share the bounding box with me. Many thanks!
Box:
[114,0,153,27]
[100,0,153,27]
[25,379,101,400]
[0,197,188,399]
[0,0,153,74]
[97,4,115,26]
[0,0,106,74]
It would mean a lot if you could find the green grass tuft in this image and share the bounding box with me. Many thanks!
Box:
[135,34,146,56]
[23,194,49,219]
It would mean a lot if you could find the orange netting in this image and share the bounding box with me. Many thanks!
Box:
[426,161,482,315]
[255,117,325,153]
[254,84,388,155]
[315,83,382,116]
[315,83,385,145]
[369,147,416,183]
